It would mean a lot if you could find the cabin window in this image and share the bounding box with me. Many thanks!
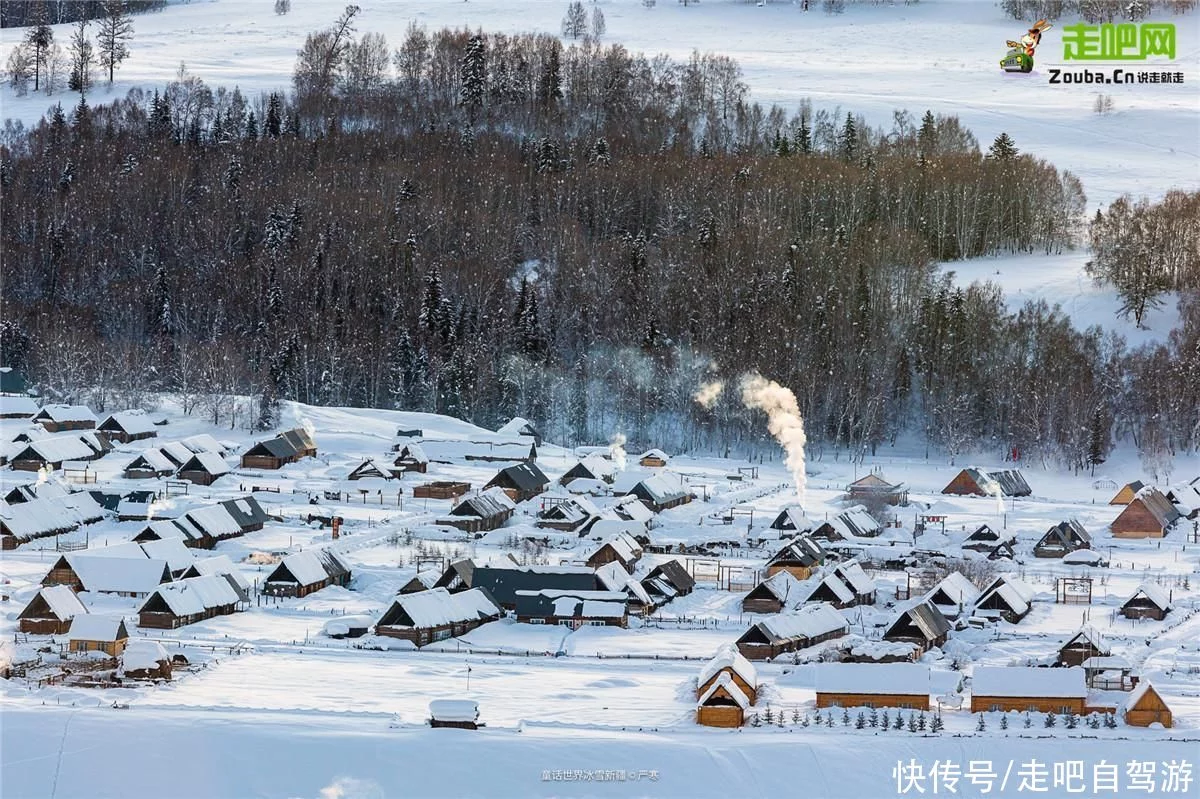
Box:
[1027,705,1038,713]
[1059,705,1071,715]
[558,620,574,627]
[899,702,914,710]
[529,618,545,625]
[990,704,1001,712]
[584,620,606,627]
[433,629,451,641]
[861,702,875,709]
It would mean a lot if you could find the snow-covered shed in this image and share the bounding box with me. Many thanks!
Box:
[17,585,88,634]
[98,411,159,443]
[1121,583,1172,621]
[374,587,502,646]
[263,549,352,597]
[734,603,848,661]
[815,662,933,710]
[970,666,1087,714]
[68,614,130,656]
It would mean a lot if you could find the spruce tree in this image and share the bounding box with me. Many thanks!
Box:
[987,132,1019,160]
[265,93,283,138]
[839,113,858,162]
[459,34,486,117]
[97,0,133,84]
[25,2,53,93]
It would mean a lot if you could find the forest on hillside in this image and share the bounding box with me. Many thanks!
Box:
[0,16,1197,476]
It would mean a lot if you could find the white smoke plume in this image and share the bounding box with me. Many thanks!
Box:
[609,432,628,471]
[317,777,384,799]
[740,373,807,506]
[693,381,725,409]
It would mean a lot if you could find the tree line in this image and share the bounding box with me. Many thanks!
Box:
[0,21,1196,475]
[0,0,163,28]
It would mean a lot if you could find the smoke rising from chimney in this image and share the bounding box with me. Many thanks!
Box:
[693,381,725,409]
[740,373,807,506]
[609,432,628,471]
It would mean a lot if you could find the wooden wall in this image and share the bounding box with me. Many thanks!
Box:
[816,692,929,711]
[970,696,1086,714]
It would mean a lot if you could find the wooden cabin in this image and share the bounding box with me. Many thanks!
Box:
[8,435,103,472]
[484,462,550,504]
[138,575,243,629]
[429,700,480,730]
[177,452,231,486]
[120,639,173,681]
[1166,479,1200,520]
[1123,681,1172,728]
[924,572,980,620]
[536,495,600,532]
[1121,584,1171,621]
[763,535,826,579]
[240,427,317,469]
[33,404,97,433]
[1058,626,1110,667]
[970,666,1087,714]
[1033,519,1091,558]
[559,457,614,487]
[391,444,429,474]
[437,489,516,534]
[697,645,758,704]
[846,473,908,506]
[638,449,669,468]
[18,585,88,634]
[263,549,352,597]
[496,416,541,445]
[459,564,599,609]
[594,561,656,616]
[98,412,158,443]
[347,459,391,481]
[513,589,629,629]
[734,603,848,661]
[973,575,1035,623]
[742,571,803,614]
[811,505,883,541]
[961,524,1016,560]
[374,587,501,646]
[0,395,39,419]
[584,532,642,571]
[942,467,1031,497]
[815,663,932,710]
[67,615,130,657]
[882,601,951,653]
[641,560,695,605]
[696,674,751,728]
[1110,487,1180,539]
[768,506,816,535]
[0,492,107,550]
[124,449,177,479]
[624,474,692,513]
[1109,480,1146,505]
[42,550,172,597]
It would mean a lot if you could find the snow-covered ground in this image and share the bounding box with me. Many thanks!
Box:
[2,400,1198,798]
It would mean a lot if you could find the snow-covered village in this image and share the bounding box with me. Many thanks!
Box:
[1,1,1198,798]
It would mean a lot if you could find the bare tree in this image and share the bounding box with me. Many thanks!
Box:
[97,0,134,84]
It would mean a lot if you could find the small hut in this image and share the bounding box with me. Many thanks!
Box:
[176,452,231,486]
[1057,626,1111,667]
[1121,584,1171,621]
[484,462,550,503]
[882,601,951,653]
[1110,487,1180,539]
[68,615,130,657]
[638,449,670,468]
[695,674,751,728]
[1033,519,1091,558]
[1109,480,1146,505]
[392,444,429,475]
[98,412,158,443]
[1123,681,1172,728]
[845,473,908,506]
[18,585,88,634]
[33,405,97,433]
[429,699,480,729]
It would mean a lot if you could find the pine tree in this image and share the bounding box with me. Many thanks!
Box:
[68,19,94,97]
[1044,713,1056,728]
[892,712,903,730]
[245,110,259,141]
[838,113,858,162]
[265,93,283,138]
[907,714,918,732]
[855,712,866,729]
[917,711,926,731]
[72,95,92,141]
[763,705,774,725]
[48,103,67,146]
[97,0,133,84]
[987,132,1019,160]
[976,714,986,731]
[930,713,943,733]
[1000,715,1008,730]
[880,711,889,730]
[537,40,562,109]
[1023,713,1032,728]
[918,110,937,156]
[459,34,486,116]
[25,2,53,93]
[1087,407,1109,474]
[794,117,812,154]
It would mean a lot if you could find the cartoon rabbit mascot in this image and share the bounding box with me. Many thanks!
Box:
[1001,19,1052,72]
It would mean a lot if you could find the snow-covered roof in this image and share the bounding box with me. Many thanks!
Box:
[0,492,106,539]
[185,504,242,538]
[1125,582,1171,611]
[28,585,88,621]
[380,587,501,629]
[589,533,641,564]
[971,666,1086,698]
[181,451,230,476]
[581,600,626,618]
[121,639,170,672]
[926,572,980,608]
[429,699,478,722]
[1062,549,1106,565]
[1080,656,1130,671]
[181,434,225,454]
[698,644,757,690]
[496,417,537,437]
[160,441,195,465]
[270,551,331,586]
[0,396,38,416]
[188,554,251,592]
[101,411,158,436]
[833,560,874,595]
[815,663,931,696]
[70,555,169,594]
[515,589,626,601]
[628,473,689,504]
[821,505,882,539]
[141,574,240,616]
[35,405,97,424]
[697,673,750,710]
[799,571,855,605]
[1063,625,1110,654]
[976,575,1035,615]
[128,449,176,473]
[138,538,195,572]
[757,603,848,640]
[68,614,127,642]
[594,561,653,607]
[753,570,804,603]
[639,449,670,462]
[1124,680,1163,712]
[18,435,98,464]
[770,505,816,532]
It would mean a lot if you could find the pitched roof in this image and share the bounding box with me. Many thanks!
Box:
[972,666,1086,698]
[925,572,980,609]
[594,561,653,607]
[698,644,758,690]
[140,574,241,616]
[68,554,171,594]
[34,405,97,424]
[15,435,98,464]
[767,535,826,567]
[886,601,952,641]
[99,411,158,436]
[769,505,816,532]
[1124,680,1165,712]
[487,462,550,493]
[751,570,805,604]
[815,662,931,696]
[179,451,230,477]
[265,548,351,588]
[0,491,106,539]
[496,417,538,437]
[472,565,598,606]
[138,538,195,572]
[127,449,176,474]
[185,504,242,538]
[184,554,251,593]
[1126,486,1182,528]
[646,560,695,592]
[819,505,883,539]
[833,560,875,595]
[976,575,1036,616]
[68,614,129,642]
[449,489,516,521]
[1061,625,1110,654]
[696,673,751,710]
[20,585,87,621]
[513,589,628,618]
[377,587,501,629]
[181,434,226,455]
[1124,582,1171,611]
[742,603,848,644]
[0,396,38,416]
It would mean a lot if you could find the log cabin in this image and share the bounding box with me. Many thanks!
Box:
[924,572,980,620]
[638,449,669,468]
[642,560,695,600]
[559,456,614,487]
[443,562,598,609]
[374,587,502,646]
[134,517,213,549]
[32,404,97,433]
[594,561,655,616]
[734,603,849,661]
[1165,479,1200,520]
[263,549,352,597]
[973,575,1036,623]
[0,395,38,419]
[942,467,1031,497]
[1057,626,1111,667]
[0,491,107,550]
[138,574,243,629]
[17,585,88,634]
[810,505,883,541]
[536,495,601,532]
[8,434,105,472]
[240,427,317,469]
[882,601,951,653]
[970,666,1087,714]
[1033,519,1092,558]
[1121,583,1171,620]
[484,462,550,504]
[768,505,816,535]
[763,535,826,579]
[742,571,804,614]
[846,473,908,506]
[97,412,158,443]
[391,444,429,474]
[413,481,470,499]
[1123,681,1172,727]
[178,554,252,600]
[1110,487,1180,539]
[584,532,643,570]
[697,645,758,704]
[176,452,231,486]
[513,589,629,628]
[815,662,932,710]
[124,449,177,479]
[138,537,197,578]
[1109,480,1146,505]
[346,459,391,481]
[496,416,541,445]
[42,549,172,597]
[399,571,440,595]
[437,488,516,534]
[68,615,130,657]
[961,524,1017,560]
[696,673,752,728]
[623,474,693,513]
